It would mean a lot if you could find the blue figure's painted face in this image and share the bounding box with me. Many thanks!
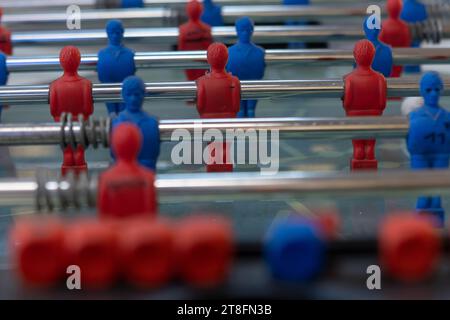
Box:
[124,86,145,112]
[421,78,442,107]
[236,24,253,44]
[363,17,381,42]
[107,25,124,46]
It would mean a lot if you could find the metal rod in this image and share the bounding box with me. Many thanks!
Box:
[0,116,409,147]
[7,25,382,46]
[1,169,450,208]
[0,77,442,105]
[1,0,383,11]
[7,48,450,73]
[2,5,381,29]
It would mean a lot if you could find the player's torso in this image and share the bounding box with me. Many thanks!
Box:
[380,21,411,47]
[345,73,384,114]
[98,48,135,82]
[408,108,450,155]
[227,45,265,80]
[198,75,237,117]
[180,24,212,50]
[372,45,392,77]
[51,78,92,115]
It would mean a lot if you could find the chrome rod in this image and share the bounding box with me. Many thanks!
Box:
[7,48,450,73]
[0,116,409,147]
[1,169,450,208]
[7,25,380,46]
[2,5,381,29]
[0,77,442,105]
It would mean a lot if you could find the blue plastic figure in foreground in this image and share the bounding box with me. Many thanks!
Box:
[227,17,265,118]
[363,17,393,77]
[0,53,8,121]
[201,0,223,27]
[112,76,160,171]
[407,72,450,226]
[121,0,144,7]
[401,0,428,73]
[98,20,136,116]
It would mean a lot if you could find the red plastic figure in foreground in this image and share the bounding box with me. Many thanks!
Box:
[49,46,93,175]
[196,43,241,172]
[380,0,412,77]
[98,123,157,219]
[0,9,12,55]
[178,0,213,81]
[343,40,387,170]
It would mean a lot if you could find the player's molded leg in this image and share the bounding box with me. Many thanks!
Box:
[404,41,421,73]
[206,142,233,172]
[352,140,365,160]
[246,100,258,118]
[365,139,376,160]
[74,144,88,174]
[62,146,75,176]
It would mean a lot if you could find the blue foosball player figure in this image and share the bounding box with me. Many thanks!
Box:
[401,0,428,73]
[0,52,8,121]
[98,20,136,116]
[283,0,310,49]
[201,0,223,27]
[112,76,160,171]
[363,17,393,78]
[121,0,144,8]
[227,17,265,118]
[407,72,450,227]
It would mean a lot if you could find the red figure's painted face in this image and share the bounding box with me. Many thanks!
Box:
[112,123,142,162]
[207,43,228,70]
[387,0,402,19]
[186,0,202,21]
[353,40,375,68]
[59,46,81,73]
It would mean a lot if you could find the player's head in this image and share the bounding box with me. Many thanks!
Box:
[353,39,375,68]
[106,20,124,46]
[122,76,146,112]
[235,17,254,44]
[387,0,402,19]
[420,71,443,107]
[203,0,213,6]
[186,0,203,21]
[59,46,81,73]
[207,42,228,71]
[363,16,381,42]
[112,123,142,162]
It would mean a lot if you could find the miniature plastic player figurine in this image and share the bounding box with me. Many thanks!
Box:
[401,0,428,73]
[0,52,8,121]
[98,123,157,219]
[342,40,387,171]
[227,17,265,118]
[363,17,393,78]
[380,0,412,77]
[196,43,240,172]
[0,9,12,55]
[407,72,450,226]
[112,76,160,171]
[201,0,224,27]
[178,0,213,81]
[49,46,93,176]
[283,0,310,49]
[121,0,144,8]
[98,20,136,116]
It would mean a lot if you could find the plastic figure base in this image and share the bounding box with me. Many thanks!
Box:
[61,164,87,176]
[206,164,233,172]
[351,159,378,171]
[417,209,445,228]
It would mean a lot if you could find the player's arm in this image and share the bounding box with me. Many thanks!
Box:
[84,82,94,119]
[379,76,387,111]
[342,77,352,112]
[232,77,241,113]
[196,80,205,113]
[49,82,59,121]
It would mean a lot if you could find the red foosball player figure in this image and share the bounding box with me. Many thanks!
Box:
[49,46,93,176]
[98,123,157,219]
[0,9,12,55]
[178,0,213,81]
[343,40,387,171]
[380,0,412,77]
[196,43,241,172]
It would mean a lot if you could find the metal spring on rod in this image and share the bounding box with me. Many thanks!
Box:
[35,169,98,212]
[59,113,110,151]
[409,18,443,43]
